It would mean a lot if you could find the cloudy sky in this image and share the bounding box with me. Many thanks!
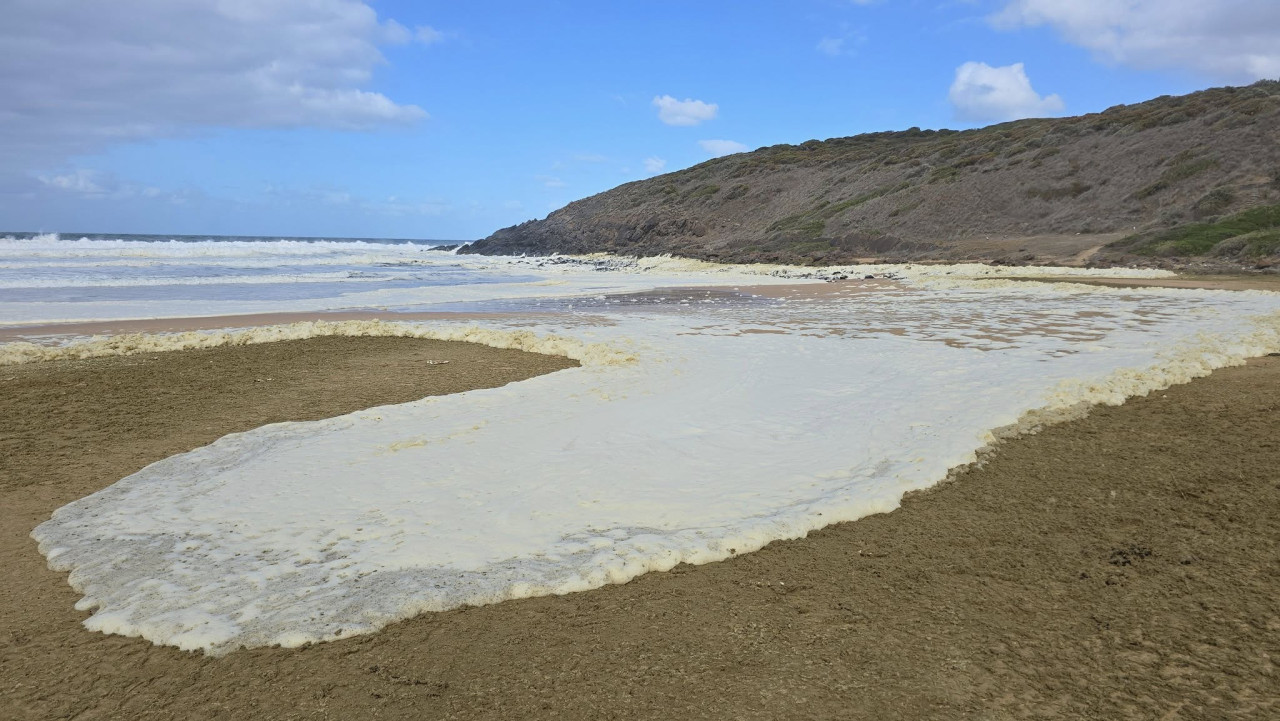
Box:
[2,0,1278,240]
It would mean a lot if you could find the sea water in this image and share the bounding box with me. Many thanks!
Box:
[0,232,807,324]
[9,233,1280,654]
[0,232,539,314]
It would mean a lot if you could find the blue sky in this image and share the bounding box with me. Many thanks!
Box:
[2,1,1277,240]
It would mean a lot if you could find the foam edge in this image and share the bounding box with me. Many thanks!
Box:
[0,319,637,368]
[930,312,1280,491]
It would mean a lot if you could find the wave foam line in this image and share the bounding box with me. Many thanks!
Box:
[532,253,1180,282]
[0,272,423,290]
[0,320,636,367]
[0,235,443,258]
[985,313,1280,441]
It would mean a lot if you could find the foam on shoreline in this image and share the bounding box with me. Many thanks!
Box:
[0,319,635,367]
[27,271,1280,655]
[0,249,1187,327]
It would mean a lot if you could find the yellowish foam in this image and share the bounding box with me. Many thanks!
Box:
[0,319,636,368]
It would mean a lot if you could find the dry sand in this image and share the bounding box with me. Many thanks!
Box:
[2,335,1278,720]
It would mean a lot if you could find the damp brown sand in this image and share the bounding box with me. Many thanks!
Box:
[0,309,560,344]
[1005,274,1280,292]
[3,339,1280,720]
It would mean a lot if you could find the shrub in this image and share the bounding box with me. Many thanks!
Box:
[1127,202,1280,256]
[1025,182,1092,201]
[768,212,826,239]
[682,184,720,201]
[1243,229,1280,257]
[1191,187,1235,219]
[817,182,909,218]
[888,198,923,218]
[929,166,960,183]
[1133,157,1218,199]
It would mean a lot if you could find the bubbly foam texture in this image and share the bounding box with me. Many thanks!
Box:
[537,254,1179,282]
[28,271,1280,655]
[0,320,634,367]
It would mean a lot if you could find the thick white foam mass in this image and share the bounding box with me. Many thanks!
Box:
[25,263,1280,655]
[0,320,635,367]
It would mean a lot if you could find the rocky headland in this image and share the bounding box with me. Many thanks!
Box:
[463,82,1280,271]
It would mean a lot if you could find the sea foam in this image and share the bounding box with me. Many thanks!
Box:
[0,320,634,367]
[26,268,1280,655]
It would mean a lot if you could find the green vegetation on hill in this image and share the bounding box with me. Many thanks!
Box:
[1110,203,1280,258]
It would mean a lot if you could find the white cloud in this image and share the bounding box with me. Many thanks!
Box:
[948,62,1065,122]
[817,37,847,57]
[816,25,865,57]
[643,157,667,175]
[536,175,567,189]
[0,0,427,169]
[40,169,108,195]
[415,25,445,45]
[699,139,749,157]
[320,190,354,206]
[381,19,411,45]
[39,168,179,201]
[266,185,450,216]
[993,0,1280,81]
[652,95,719,126]
[370,196,450,217]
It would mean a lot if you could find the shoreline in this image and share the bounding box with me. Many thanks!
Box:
[0,255,1195,342]
[3,331,1279,718]
[0,285,774,344]
[1003,274,1280,292]
[0,309,529,344]
[9,266,1260,347]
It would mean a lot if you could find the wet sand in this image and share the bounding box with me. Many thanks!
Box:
[0,309,571,344]
[0,285,788,344]
[3,337,1280,719]
[1006,274,1280,292]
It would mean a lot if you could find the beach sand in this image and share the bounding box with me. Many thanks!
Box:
[2,336,1278,720]
[1005,274,1280,293]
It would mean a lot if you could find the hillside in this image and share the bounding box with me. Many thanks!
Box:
[462,82,1280,269]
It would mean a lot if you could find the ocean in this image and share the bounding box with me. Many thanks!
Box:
[10,232,1280,654]
[0,232,799,327]
[0,232,500,312]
